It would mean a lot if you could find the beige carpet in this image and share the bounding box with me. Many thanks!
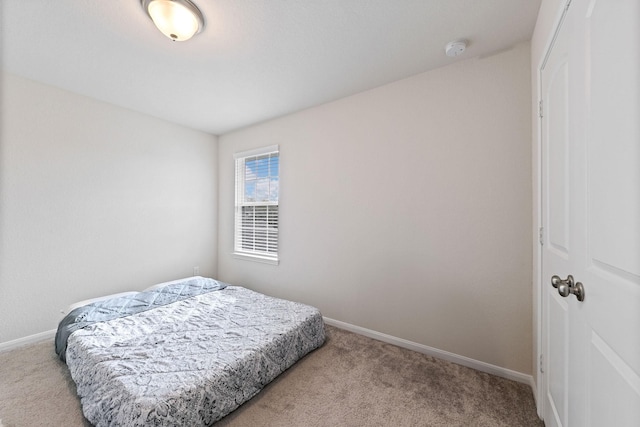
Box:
[0,326,542,426]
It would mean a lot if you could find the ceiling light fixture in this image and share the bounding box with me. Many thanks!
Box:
[141,0,205,42]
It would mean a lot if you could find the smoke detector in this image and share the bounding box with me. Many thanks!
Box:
[445,40,467,57]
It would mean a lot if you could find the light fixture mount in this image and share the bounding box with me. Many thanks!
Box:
[445,40,467,57]
[141,0,205,42]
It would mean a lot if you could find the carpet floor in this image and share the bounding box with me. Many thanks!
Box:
[0,326,543,426]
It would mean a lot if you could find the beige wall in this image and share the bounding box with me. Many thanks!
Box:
[1,41,535,375]
[0,73,218,343]
[218,43,533,374]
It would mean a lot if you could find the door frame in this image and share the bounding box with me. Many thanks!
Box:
[533,0,572,419]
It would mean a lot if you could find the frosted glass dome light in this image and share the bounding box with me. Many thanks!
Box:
[141,0,205,42]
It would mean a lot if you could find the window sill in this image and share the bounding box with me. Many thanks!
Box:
[232,252,279,265]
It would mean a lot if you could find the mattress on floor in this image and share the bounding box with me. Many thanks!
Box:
[62,283,325,426]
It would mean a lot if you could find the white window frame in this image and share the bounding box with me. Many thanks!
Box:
[233,145,280,265]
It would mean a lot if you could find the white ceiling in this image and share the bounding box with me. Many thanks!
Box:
[1,0,541,135]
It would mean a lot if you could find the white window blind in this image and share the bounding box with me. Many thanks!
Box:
[234,145,279,263]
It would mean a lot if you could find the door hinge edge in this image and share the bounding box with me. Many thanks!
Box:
[539,99,543,118]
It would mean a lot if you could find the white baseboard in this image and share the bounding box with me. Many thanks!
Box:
[0,329,56,353]
[323,317,534,387]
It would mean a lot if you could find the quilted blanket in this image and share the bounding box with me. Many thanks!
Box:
[59,281,325,426]
[56,277,228,361]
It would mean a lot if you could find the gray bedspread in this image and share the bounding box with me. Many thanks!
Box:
[59,280,325,426]
[56,277,228,362]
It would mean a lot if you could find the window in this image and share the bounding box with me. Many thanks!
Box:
[234,145,279,264]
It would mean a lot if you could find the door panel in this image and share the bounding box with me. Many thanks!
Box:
[586,0,640,277]
[578,1,640,423]
[588,332,640,427]
[547,293,569,426]
[541,8,571,426]
[547,60,570,257]
[541,0,640,425]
